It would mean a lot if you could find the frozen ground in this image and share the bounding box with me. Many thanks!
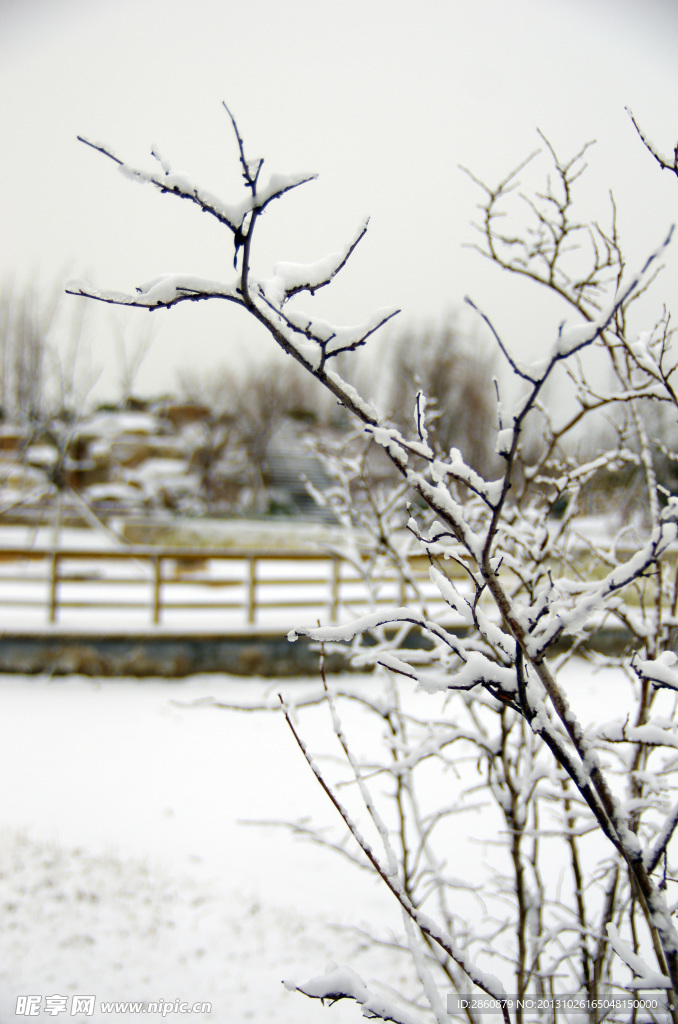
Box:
[0,673,411,1024]
[0,661,640,1023]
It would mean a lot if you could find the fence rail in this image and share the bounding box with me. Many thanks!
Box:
[0,545,440,630]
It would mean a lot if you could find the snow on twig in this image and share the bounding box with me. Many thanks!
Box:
[527,501,678,657]
[283,962,427,1024]
[606,923,673,989]
[66,274,240,310]
[278,695,511,1017]
[261,220,370,306]
[76,134,317,234]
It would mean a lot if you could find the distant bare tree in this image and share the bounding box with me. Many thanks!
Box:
[0,279,61,422]
[0,275,97,425]
[175,364,238,506]
[178,356,338,511]
[383,318,498,475]
[111,314,155,409]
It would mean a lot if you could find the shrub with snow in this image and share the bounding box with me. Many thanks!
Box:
[68,105,678,1023]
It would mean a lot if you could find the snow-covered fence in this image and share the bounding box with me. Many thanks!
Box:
[0,545,441,629]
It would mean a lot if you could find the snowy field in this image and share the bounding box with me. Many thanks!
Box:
[0,520,662,1021]
[0,671,416,1024]
[0,662,630,1024]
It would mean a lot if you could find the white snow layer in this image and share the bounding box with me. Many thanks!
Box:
[0,674,403,1024]
[66,275,239,309]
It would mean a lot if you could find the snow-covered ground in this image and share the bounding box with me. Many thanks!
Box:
[0,673,412,1024]
[0,656,657,1023]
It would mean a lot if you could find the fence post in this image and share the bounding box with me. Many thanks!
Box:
[330,557,340,623]
[48,550,59,624]
[152,554,162,625]
[247,556,257,625]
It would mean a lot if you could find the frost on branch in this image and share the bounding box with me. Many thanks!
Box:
[67,108,399,424]
[74,131,318,236]
[70,107,678,1021]
[261,220,370,305]
[284,963,427,1024]
[606,923,673,990]
[66,274,240,310]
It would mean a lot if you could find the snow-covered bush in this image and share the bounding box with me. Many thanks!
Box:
[68,106,678,1022]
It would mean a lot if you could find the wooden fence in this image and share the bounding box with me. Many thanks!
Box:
[0,545,438,629]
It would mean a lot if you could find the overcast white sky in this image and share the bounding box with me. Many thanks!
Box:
[2,0,678,404]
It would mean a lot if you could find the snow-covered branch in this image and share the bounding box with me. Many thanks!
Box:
[65,274,241,310]
[261,220,370,305]
[76,133,317,237]
[279,693,512,1019]
[284,964,427,1024]
[71,104,678,1022]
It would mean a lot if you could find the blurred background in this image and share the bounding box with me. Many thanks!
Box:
[2,0,678,406]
